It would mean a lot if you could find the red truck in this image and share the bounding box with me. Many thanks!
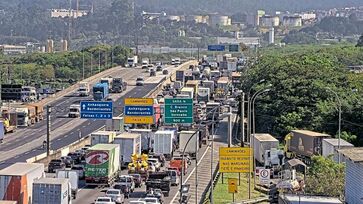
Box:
[169,157,188,175]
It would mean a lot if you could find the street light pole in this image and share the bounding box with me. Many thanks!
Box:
[82,51,85,80]
[247,79,265,143]
[327,88,342,163]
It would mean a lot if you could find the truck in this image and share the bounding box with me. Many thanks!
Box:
[252,133,279,165]
[185,80,199,95]
[0,118,15,134]
[153,130,174,159]
[227,57,238,71]
[21,86,37,102]
[142,58,149,68]
[180,87,194,99]
[28,103,44,122]
[111,78,127,93]
[130,129,153,153]
[26,105,36,124]
[0,121,4,143]
[0,163,44,204]
[68,104,80,118]
[127,56,138,67]
[100,77,113,92]
[15,107,31,127]
[214,77,230,102]
[113,133,141,168]
[77,82,90,96]
[201,80,215,96]
[179,131,199,158]
[93,83,109,101]
[32,178,72,204]
[145,172,171,196]
[56,170,79,199]
[85,144,120,186]
[105,117,124,132]
[169,157,188,175]
[174,58,181,65]
[197,87,210,102]
[322,138,354,162]
[285,130,331,161]
[91,131,116,146]
[174,81,183,92]
[176,70,185,84]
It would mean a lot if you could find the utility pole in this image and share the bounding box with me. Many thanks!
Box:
[82,51,85,80]
[91,53,93,75]
[46,105,51,156]
[241,93,245,147]
[98,49,101,73]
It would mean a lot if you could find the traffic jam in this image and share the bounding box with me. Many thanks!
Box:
[0,55,241,204]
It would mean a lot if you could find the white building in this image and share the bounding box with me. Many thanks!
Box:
[51,9,88,18]
[339,148,363,204]
[260,15,280,27]
[209,15,231,27]
[322,138,354,162]
[299,12,317,20]
[282,16,302,27]
[268,27,275,44]
[0,45,27,55]
[217,37,260,47]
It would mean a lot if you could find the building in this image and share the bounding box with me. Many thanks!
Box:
[278,194,343,204]
[217,37,260,47]
[299,12,317,20]
[0,45,27,55]
[339,148,363,203]
[50,9,89,18]
[185,15,209,24]
[160,15,181,22]
[46,39,54,53]
[282,16,302,27]
[246,10,265,26]
[209,14,231,27]
[260,15,280,27]
[268,27,275,44]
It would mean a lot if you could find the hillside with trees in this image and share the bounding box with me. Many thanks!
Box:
[242,45,363,145]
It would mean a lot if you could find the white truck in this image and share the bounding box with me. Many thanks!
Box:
[127,56,138,67]
[16,107,30,127]
[130,129,153,152]
[153,130,174,159]
[105,117,124,132]
[32,178,72,204]
[174,58,181,66]
[252,133,279,165]
[68,104,80,118]
[56,170,79,199]
[78,82,89,96]
[21,86,37,102]
[197,87,210,102]
[180,87,194,99]
[179,131,199,158]
[113,133,141,168]
[90,131,116,146]
[141,58,149,68]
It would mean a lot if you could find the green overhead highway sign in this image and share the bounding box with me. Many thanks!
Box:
[164,98,193,124]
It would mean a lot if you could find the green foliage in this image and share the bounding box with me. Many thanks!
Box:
[243,45,363,145]
[305,156,345,197]
[282,31,317,44]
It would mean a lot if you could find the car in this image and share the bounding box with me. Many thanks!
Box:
[129,174,143,188]
[150,69,156,76]
[148,154,166,167]
[148,162,156,173]
[146,188,164,203]
[60,156,73,168]
[162,69,169,75]
[142,65,148,69]
[147,64,153,68]
[105,189,124,204]
[147,158,161,171]
[129,201,146,204]
[95,196,116,204]
[67,152,82,164]
[113,183,130,199]
[136,77,144,86]
[156,65,162,71]
[48,159,65,173]
[118,175,135,192]
[144,197,160,204]
[71,164,85,179]
[167,170,180,186]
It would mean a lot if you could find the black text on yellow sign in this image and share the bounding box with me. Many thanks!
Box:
[219,147,252,173]
[228,178,238,193]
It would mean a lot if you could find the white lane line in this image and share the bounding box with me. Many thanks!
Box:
[65,135,69,138]
[24,152,29,155]
[170,146,211,203]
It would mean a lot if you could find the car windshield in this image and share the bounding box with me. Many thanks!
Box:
[120,177,132,182]
[107,190,119,195]
[97,198,111,202]
[136,78,143,81]
[145,198,157,202]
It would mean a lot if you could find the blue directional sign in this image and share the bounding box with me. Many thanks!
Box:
[208,44,225,51]
[124,106,153,116]
[80,101,113,119]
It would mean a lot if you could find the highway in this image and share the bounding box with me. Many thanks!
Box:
[0,64,182,169]
[72,116,232,204]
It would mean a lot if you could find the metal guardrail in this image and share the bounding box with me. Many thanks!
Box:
[201,162,220,204]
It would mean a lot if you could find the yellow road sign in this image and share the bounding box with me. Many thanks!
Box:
[125,98,154,106]
[228,178,238,193]
[124,116,154,124]
[219,147,252,173]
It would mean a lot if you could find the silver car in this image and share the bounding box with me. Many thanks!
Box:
[105,189,124,204]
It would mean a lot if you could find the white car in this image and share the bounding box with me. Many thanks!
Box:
[144,197,160,204]
[147,158,161,171]
[105,189,124,204]
[129,201,147,204]
[95,196,116,204]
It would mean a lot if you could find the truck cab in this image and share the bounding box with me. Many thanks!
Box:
[93,83,109,101]
[78,82,89,96]
[112,78,127,93]
[21,86,37,102]
[68,104,81,118]
[16,107,30,127]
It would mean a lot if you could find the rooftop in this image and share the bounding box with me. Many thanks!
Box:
[339,147,363,163]
[34,177,68,185]
[90,143,118,150]
[254,133,278,142]
[115,132,140,139]
[292,130,330,137]
[0,163,43,176]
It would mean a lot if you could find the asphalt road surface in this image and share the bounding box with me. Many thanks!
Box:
[0,65,179,169]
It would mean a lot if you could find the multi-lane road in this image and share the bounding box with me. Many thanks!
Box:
[0,64,182,169]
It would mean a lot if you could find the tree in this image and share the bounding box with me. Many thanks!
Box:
[356,35,363,47]
[305,156,345,197]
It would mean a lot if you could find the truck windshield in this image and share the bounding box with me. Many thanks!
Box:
[120,177,132,182]
[70,108,79,112]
